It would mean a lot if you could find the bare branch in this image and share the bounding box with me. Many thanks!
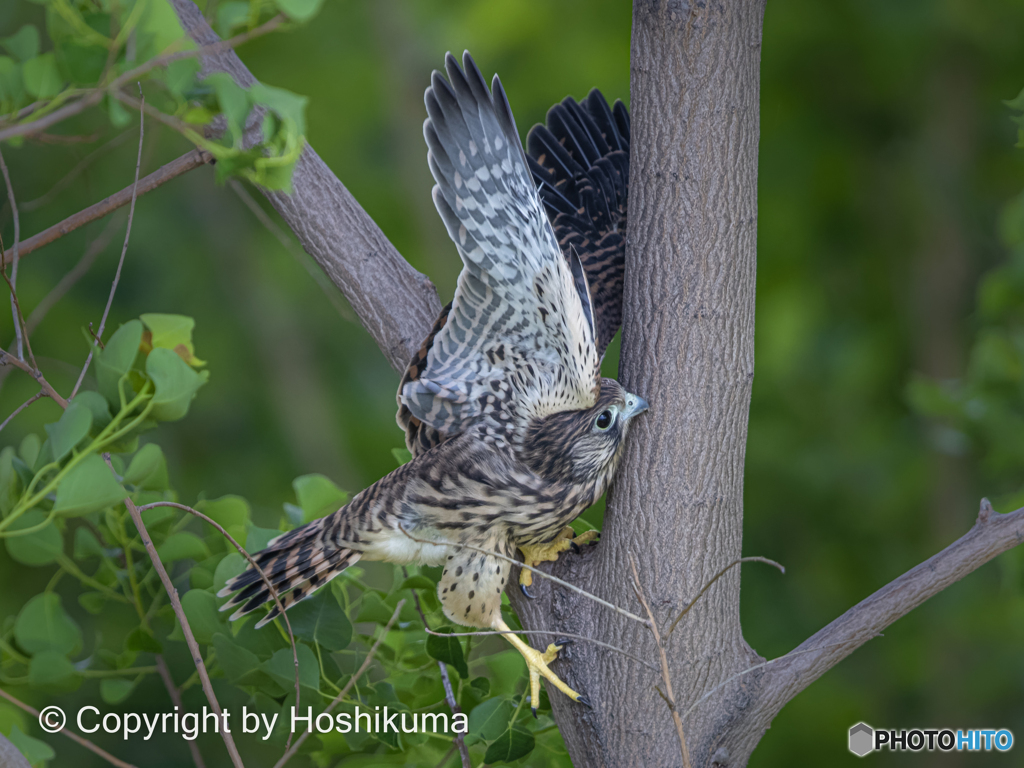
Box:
[751,500,1024,726]
[0,92,104,144]
[119,490,245,768]
[0,687,139,768]
[272,600,406,768]
[2,149,211,267]
[404,568,471,768]
[70,92,145,399]
[628,553,691,768]
[0,148,23,359]
[155,655,207,768]
[138,499,302,746]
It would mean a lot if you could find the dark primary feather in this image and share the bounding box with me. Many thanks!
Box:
[398,87,631,458]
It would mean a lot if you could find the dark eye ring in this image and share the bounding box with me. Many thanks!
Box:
[595,410,614,431]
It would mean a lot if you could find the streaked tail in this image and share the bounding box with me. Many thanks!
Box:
[217,516,361,628]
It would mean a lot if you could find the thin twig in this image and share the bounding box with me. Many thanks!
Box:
[404,568,471,768]
[0,391,43,434]
[25,214,122,338]
[421,626,659,673]
[138,499,302,746]
[272,601,405,768]
[155,655,206,768]
[70,89,145,400]
[117,489,245,768]
[0,687,139,768]
[668,556,785,636]
[2,149,211,267]
[0,149,23,359]
[397,525,649,626]
[629,553,691,768]
[0,92,104,144]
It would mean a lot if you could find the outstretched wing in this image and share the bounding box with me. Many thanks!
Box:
[398,51,599,448]
[527,90,630,354]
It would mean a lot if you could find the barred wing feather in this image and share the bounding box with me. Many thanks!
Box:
[400,51,599,444]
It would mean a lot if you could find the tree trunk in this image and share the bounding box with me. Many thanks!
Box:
[509,2,766,765]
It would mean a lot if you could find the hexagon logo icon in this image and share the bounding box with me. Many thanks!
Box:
[849,722,874,757]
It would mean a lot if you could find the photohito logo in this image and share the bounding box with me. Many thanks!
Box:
[848,722,1013,756]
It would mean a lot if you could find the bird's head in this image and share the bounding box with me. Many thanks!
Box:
[518,379,649,484]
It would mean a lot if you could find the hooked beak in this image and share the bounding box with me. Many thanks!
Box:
[622,392,649,420]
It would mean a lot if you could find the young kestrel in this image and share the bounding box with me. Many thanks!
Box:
[219,51,643,710]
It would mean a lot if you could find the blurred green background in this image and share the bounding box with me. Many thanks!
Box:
[2,0,1024,765]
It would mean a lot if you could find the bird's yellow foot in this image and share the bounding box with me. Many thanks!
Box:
[494,619,590,715]
[519,527,599,596]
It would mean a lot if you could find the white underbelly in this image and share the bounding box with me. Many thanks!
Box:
[363,528,454,567]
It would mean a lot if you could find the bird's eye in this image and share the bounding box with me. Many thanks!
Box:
[594,409,616,431]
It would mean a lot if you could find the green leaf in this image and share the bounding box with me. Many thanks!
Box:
[468,697,512,742]
[470,676,491,697]
[292,474,347,522]
[125,627,162,653]
[205,72,251,145]
[108,92,132,128]
[44,401,93,463]
[250,82,308,136]
[15,593,82,655]
[95,320,143,407]
[180,589,226,645]
[100,677,135,704]
[141,313,205,366]
[426,626,469,679]
[273,0,324,23]
[19,433,40,468]
[288,588,352,651]
[213,552,245,594]
[484,727,535,764]
[52,453,126,517]
[123,443,163,486]
[73,527,104,559]
[261,644,320,692]
[356,591,397,625]
[391,447,412,466]
[0,446,19,515]
[212,632,263,684]
[146,347,209,421]
[78,592,106,615]
[3,509,63,566]
[246,525,280,553]
[160,56,201,98]
[2,26,40,62]
[158,532,210,563]
[215,2,250,38]
[7,724,55,765]
[22,52,62,98]
[1004,87,1024,112]
[198,495,250,547]
[72,390,112,432]
[399,575,435,591]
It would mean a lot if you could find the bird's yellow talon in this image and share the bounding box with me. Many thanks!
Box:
[518,527,599,588]
[493,619,584,707]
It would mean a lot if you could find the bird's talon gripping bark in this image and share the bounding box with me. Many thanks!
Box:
[576,695,592,708]
[520,582,535,599]
[518,527,601,591]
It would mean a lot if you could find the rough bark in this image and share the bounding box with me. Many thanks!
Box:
[510,2,766,766]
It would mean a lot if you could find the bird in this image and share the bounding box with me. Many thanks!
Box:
[218,50,643,712]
